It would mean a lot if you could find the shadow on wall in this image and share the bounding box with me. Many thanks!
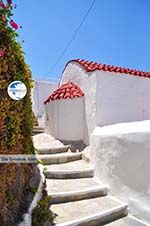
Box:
[90,123,150,224]
[83,97,89,145]
[59,140,87,152]
[113,137,150,193]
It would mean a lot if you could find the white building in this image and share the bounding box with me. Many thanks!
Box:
[59,59,150,224]
[32,80,57,118]
[61,59,150,142]
[44,81,87,142]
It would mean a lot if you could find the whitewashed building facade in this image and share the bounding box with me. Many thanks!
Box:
[32,80,57,118]
[44,81,87,142]
[59,59,150,224]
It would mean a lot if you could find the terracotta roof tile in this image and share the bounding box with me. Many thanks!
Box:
[65,59,150,78]
[44,81,84,104]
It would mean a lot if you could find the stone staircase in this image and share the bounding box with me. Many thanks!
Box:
[33,126,45,135]
[35,134,148,226]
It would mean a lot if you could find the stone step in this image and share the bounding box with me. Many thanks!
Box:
[46,177,102,193]
[32,131,45,135]
[46,177,108,204]
[49,186,108,204]
[36,145,71,154]
[33,126,45,131]
[44,160,94,179]
[37,152,82,165]
[44,159,92,171]
[44,168,94,179]
[51,196,128,226]
[32,127,45,135]
[33,128,45,133]
[105,216,148,226]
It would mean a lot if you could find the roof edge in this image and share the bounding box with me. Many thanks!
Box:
[61,59,150,78]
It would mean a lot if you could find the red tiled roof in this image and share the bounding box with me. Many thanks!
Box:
[66,59,150,78]
[44,81,84,104]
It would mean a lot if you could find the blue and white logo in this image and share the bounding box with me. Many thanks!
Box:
[8,81,27,100]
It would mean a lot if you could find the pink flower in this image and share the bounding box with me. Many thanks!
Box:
[0,2,6,9]
[10,20,18,29]
[0,50,5,57]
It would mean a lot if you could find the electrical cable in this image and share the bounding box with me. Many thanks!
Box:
[45,0,96,76]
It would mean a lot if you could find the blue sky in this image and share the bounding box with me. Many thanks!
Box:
[14,0,150,81]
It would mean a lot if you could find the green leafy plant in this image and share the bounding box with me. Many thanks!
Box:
[0,0,34,154]
[38,159,44,165]
[32,195,54,226]
[5,187,14,205]
[30,186,38,194]
[0,1,36,225]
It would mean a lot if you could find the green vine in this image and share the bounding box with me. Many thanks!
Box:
[0,2,35,224]
[32,195,54,226]
[0,0,34,154]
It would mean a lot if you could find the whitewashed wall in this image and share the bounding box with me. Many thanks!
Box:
[45,98,85,141]
[32,80,57,118]
[60,62,96,144]
[61,63,150,138]
[61,62,150,224]
[90,121,150,224]
[96,71,150,126]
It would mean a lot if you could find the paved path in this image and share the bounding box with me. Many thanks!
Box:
[34,133,148,226]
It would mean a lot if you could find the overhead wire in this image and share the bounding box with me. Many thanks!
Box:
[44,0,96,77]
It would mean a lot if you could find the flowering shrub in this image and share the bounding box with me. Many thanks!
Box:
[0,0,19,27]
[0,1,35,225]
[0,49,4,56]
[9,19,18,29]
[0,0,34,153]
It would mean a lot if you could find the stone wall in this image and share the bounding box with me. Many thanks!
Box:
[0,164,40,226]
